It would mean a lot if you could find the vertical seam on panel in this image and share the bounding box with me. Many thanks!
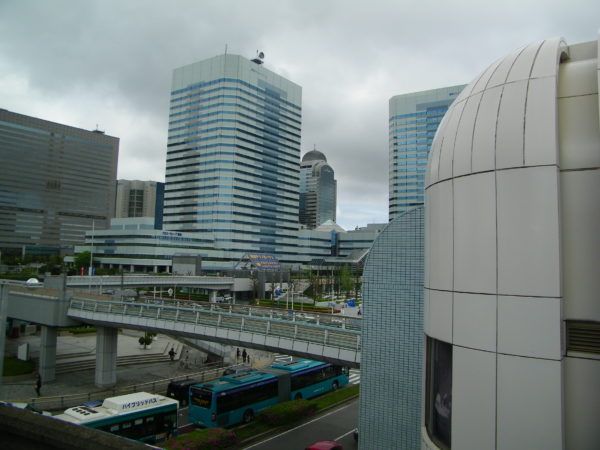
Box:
[493,79,502,450]
[469,92,485,174]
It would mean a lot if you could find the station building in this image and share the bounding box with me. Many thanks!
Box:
[423,34,600,450]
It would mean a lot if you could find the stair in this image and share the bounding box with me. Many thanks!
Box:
[55,342,184,374]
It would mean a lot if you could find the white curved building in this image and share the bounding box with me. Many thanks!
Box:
[423,34,600,449]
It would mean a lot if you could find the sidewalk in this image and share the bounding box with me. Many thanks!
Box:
[1,331,208,403]
[1,330,276,406]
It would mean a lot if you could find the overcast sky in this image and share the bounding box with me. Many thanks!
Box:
[0,1,597,230]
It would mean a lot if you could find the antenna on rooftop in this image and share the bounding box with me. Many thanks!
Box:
[251,50,265,65]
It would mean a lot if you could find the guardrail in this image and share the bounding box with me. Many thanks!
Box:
[68,298,361,353]
[65,275,236,288]
[24,364,225,412]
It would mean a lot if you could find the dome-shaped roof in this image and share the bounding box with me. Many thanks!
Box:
[302,149,327,162]
[425,37,568,188]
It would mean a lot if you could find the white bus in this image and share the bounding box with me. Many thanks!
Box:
[53,392,178,443]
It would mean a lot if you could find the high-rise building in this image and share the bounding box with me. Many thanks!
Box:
[115,180,164,229]
[163,54,302,263]
[299,148,336,229]
[389,85,465,221]
[0,109,119,256]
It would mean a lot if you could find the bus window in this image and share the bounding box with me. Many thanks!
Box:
[135,418,143,426]
[191,387,213,408]
[110,424,119,432]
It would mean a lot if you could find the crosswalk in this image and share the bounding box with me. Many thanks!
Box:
[272,354,361,385]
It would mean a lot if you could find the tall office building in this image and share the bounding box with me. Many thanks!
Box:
[0,109,119,255]
[389,85,465,221]
[115,180,164,229]
[164,54,302,262]
[299,148,337,229]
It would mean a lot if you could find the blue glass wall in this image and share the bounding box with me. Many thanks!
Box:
[389,85,465,221]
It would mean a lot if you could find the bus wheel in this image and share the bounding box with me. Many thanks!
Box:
[295,393,303,400]
[243,409,254,423]
[332,381,339,391]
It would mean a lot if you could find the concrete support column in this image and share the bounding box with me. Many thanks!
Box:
[39,326,57,383]
[130,265,134,272]
[0,283,9,386]
[95,327,118,388]
[153,265,158,273]
[223,345,233,365]
[209,290,217,303]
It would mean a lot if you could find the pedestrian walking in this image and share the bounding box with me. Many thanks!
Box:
[236,347,241,361]
[35,373,42,397]
[242,349,247,363]
[168,347,176,361]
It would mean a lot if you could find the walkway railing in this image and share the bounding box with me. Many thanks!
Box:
[24,364,225,412]
[65,275,236,289]
[68,298,362,354]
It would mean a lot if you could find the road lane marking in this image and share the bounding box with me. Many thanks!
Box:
[242,402,356,449]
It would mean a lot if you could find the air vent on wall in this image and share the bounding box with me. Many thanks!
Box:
[566,320,600,355]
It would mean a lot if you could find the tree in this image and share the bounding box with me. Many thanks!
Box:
[339,265,354,298]
[138,332,153,349]
[306,266,324,306]
[74,251,91,273]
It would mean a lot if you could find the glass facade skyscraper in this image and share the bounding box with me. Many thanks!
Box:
[299,148,336,229]
[389,85,465,221]
[0,109,119,255]
[164,54,302,262]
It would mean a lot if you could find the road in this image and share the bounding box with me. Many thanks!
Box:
[242,398,358,450]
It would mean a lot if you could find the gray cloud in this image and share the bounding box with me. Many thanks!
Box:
[1,0,598,229]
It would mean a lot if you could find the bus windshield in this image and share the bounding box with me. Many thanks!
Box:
[190,386,212,409]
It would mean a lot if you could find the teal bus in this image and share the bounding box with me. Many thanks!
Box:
[189,359,349,427]
[53,392,178,443]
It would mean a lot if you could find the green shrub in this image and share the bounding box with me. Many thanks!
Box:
[258,399,317,426]
[162,427,238,449]
[309,384,359,409]
[3,356,35,376]
[58,326,96,334]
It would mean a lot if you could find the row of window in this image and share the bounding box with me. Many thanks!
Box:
[390,107,449,120]
[170,77,301,113]
[169,93,290,120]
[392,151,429,159]
[0,122,116,150]
[171,84,292,115]
[169,107,301,138]
[168,99,300,129]
[166,141,299,168]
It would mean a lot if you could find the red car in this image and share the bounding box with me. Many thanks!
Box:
[304,441,343,450]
